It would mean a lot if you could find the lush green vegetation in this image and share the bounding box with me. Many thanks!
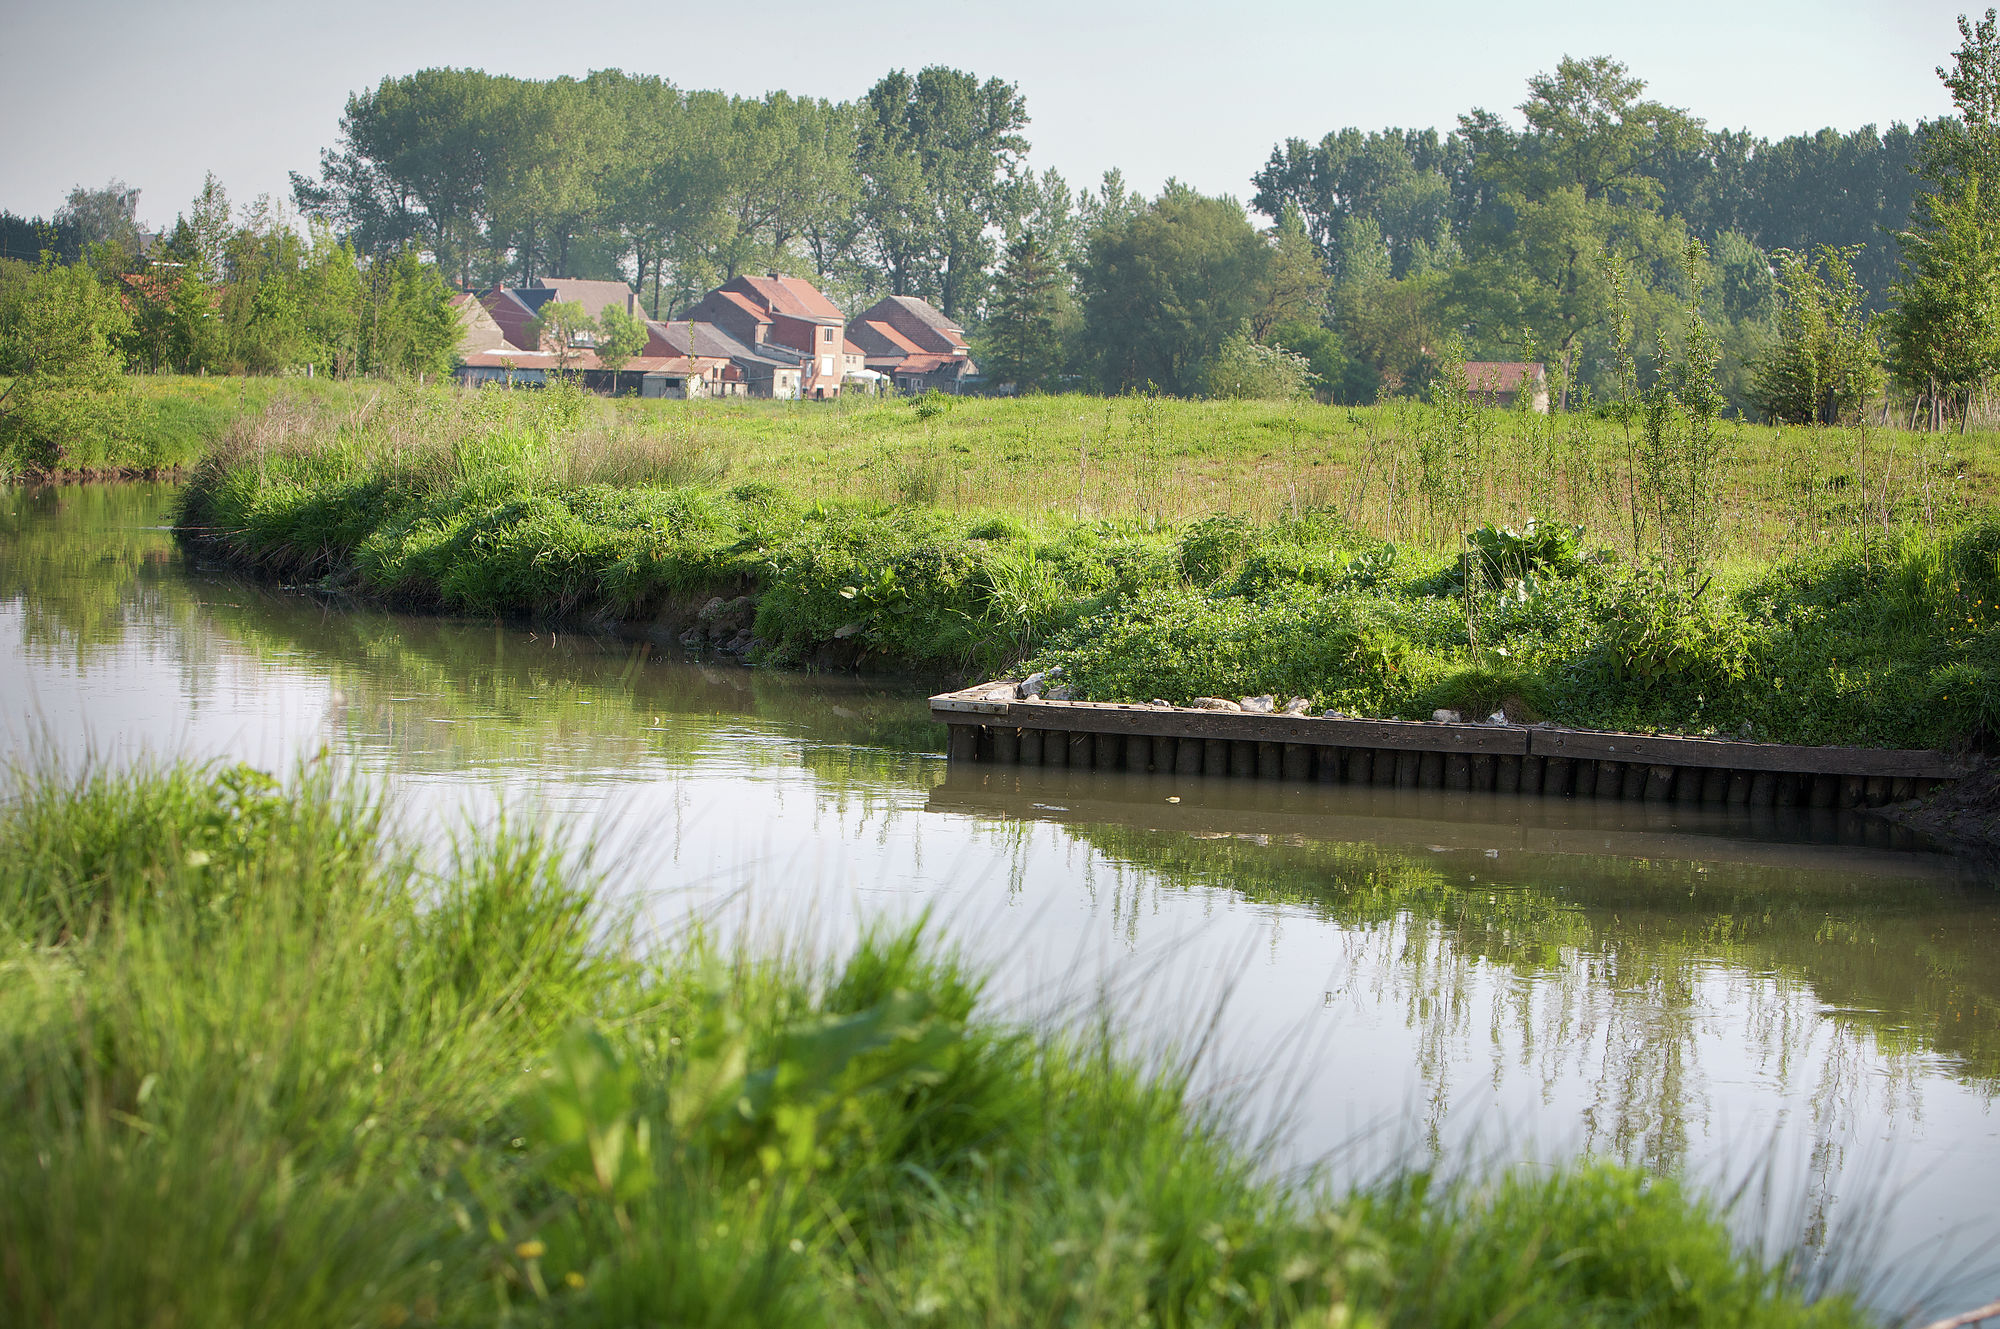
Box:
[175,386,2000,749]
[0,372,367,478]
[0,756,1876,1326]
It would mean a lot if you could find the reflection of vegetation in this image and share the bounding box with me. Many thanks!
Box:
[0,759,1875,1328]
[0,483,190,657]
[200,588,946,786]
[1057,814,2000,1146]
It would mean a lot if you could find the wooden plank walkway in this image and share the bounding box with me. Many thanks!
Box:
[931,682,1976,810]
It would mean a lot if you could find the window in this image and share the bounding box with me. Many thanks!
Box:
[822,327,835,343]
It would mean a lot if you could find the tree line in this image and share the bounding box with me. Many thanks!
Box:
[7,16,2000,425]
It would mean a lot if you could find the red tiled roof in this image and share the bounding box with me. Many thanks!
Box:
[1463,362,1545,394]
[738,273,844,322]
[718,289,771,321]
[864,320,923,354]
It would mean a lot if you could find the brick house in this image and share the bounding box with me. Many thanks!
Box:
[683,274,849,399]
[845,295,977,394]
[1463,362,1549,412]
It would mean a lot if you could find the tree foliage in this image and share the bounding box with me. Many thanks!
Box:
[1079,185,1274,396]
[0,256,131,470]
[1752,245,1882,425]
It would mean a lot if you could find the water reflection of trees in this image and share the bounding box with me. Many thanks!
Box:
[1,485,190,659]
[968,810,2000,1200]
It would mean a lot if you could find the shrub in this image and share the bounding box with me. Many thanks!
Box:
[1036,586,1407,710]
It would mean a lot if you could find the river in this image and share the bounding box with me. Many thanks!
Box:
[5,482,1998,1316]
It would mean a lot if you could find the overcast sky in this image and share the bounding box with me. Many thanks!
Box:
[0,0,1973,228]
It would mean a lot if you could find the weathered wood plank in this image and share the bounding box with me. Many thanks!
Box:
[931,686,1972,787]
[1527,726,1966,779]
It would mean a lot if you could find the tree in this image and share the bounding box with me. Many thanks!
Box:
[0,256,131,470]
[856,67,1030,318]
[530,298,593,375]
[1751,245,1882,424]
[1254,205,1330,339]
[1454,57,1698,406]
[981,228,1075,392]
[1267,319,1353,400]
[1203,325,1314,400]
[594,304,649,376]
[58,180,145,264]
[1079,185,1275,396]
[1884,8,2000,428]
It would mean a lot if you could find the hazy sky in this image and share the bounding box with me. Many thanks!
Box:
[0,0,1973,228]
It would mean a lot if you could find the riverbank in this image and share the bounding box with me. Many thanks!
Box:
[0,374,366,481]
[174,385,2000,752]
[0,756,1878,1327]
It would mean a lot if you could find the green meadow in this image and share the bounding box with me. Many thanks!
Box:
[174,383,2000,749]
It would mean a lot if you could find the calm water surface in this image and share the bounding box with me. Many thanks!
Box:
[6,484,1999,1315]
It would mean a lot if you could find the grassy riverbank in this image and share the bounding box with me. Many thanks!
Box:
[0,374,366,480]
[0,757,1872,1327]
[175,385,2000,750]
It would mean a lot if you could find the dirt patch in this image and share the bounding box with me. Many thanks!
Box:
[1881,760,2000,861]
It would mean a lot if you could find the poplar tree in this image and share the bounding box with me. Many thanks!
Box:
[1886,8,2000,428]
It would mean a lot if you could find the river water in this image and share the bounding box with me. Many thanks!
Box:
[6,483,1998,1315]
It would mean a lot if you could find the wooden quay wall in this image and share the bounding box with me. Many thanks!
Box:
[931,683,1974,810]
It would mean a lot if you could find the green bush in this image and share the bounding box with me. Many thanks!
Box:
[1037,586,1407,710]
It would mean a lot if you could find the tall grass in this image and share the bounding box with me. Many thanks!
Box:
[176,385,2000,748]
[0,758,1876,1326]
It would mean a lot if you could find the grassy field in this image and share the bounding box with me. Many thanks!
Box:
[0,756,1877,1327]
[0,374,368,479]
[172,382,2000,750]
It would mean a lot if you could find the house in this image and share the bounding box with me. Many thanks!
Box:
[449,293,513,355]
[1463,362,1549,412]
[454,272,860,401]
[683,274,849,399]
[845,296,977,394]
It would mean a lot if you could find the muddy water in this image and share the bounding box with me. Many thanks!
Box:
[5,483,1998,1315]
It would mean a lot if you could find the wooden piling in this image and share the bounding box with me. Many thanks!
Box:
[1572,759,1597,798]
[1282,743,1312,781]
[931,685,1970,803]
[1597,760,1625,799]
[1257,742,1283,780]
[1204,738,1229,777]
[1229,741,1256,778]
